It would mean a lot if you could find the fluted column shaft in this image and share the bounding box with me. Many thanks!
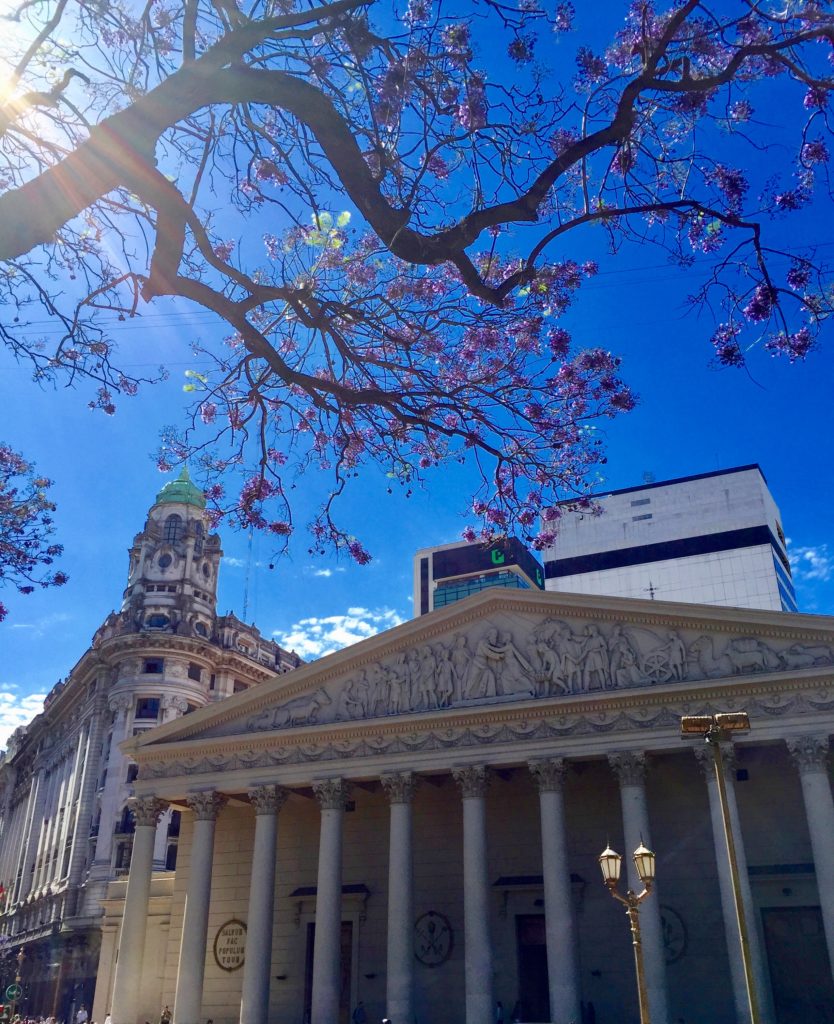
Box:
[311,779,349,1024]
[609,752,669,1024]
[453,766,493,1024]
[529,759,581,1024]
[240,786,288,1024]
[382,773,417,1023]
[111,797,166,1024]
[788,735,834,978]
[174,792,227,1024]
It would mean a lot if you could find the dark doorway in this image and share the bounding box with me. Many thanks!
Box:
[762,906,834,1024]
[304,920,354,1024]
[516,914,550,1022]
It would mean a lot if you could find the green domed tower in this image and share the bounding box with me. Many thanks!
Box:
[120,468,222,638]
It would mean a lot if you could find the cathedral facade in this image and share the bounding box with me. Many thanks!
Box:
[0,470,299,1021]
[104,587,834,1024]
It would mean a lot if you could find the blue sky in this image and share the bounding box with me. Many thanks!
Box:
[1,3,833,747]
[2,233,833,748]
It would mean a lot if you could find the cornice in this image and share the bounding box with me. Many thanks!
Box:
[135,593,834,749]
[133,668,834,770]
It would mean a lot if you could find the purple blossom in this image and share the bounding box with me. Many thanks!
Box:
[404,0,430,26]
[710,164,748,212]
[787,263,811,291]
[728,100,753,122]
[743,284,774,323]
[710,323,744,366]
[425,153,450,179]
[456,74,487,131]
[348,540,372,564]
[765,327,814,362]
[804,86,830,110]
[575,47,607,89]
[200,402,217,425]
[553,2,574,33]
[508,35,535,64]
[213,240,235,262]
[801,139,829,165]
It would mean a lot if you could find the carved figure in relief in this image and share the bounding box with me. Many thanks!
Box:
[436,647,455,707]
[608,626,640,687]
[581,625,610,691]
[417,645,438,711]
[248,688,332,731]
[465,628,533,699]
[531,638,568,696]
[451,635,471,698]
[557,625,585,693]
[386,662,408,715]
[778,643,832,669]
[664,631,687,681]
[726,637,778,674]
[406,649,421,710]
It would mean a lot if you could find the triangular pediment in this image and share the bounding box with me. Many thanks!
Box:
[130,590,834,756]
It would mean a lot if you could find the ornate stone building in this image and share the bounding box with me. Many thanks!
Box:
[0,470,300,1020]
[105,588,834,1024]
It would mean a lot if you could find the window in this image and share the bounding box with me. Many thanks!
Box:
[157,553,172,570]
[194,521,204,555]
[187,662,202,682]
[202,561,211,579]
[125,763,139,783]
[630,497,651,507]
[135,697,161,720]
[143,658,164,674]
[164,514,183,544]
[233,679,247,694]
[115,805,136,834]
[632,513,653,522]
[209,673,216,691]
[195,621,208,638]
[146,614,170,629]
[167,810,181,838]
[165,844,179,871]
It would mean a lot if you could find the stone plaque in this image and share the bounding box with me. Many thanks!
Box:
[213,918,247,972]
[414,910,453,967]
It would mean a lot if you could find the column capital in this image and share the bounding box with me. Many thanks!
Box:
[186,790,228,821]
[109,693,132,714]
[693,742,737,777]
[249,784,290,815]
[313,778,351,810]
[787,735,830,774]
[608,750,647,787]
[528,758,567,792]
[161,694,189,714]
[452,764,490,799]
[131,796,167,827]
[380,772,418,805]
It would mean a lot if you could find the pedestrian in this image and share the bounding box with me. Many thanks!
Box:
[496,1001,505,1024]
[351,1003,366,1024]
[104,1013,112,1024]
[76,1007,88,1024]
[160,1007,171,1024]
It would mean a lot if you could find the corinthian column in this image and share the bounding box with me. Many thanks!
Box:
[381,772,417,1024]
[787,735,834,977]
[240,785,288,1024]
[608,752,668,1024]
[111,796,167,1024]
[529,759,581,1024]
[311,779,350,1024]
[453,765,493,1024]
[174,791,227,1024]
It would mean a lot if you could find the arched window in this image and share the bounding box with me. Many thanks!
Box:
[194,521,204,555]
[164,514,183,544]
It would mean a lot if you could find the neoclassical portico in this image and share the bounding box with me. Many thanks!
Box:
[100,589,834,1024]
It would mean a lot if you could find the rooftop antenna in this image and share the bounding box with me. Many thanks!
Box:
[242,525,254,622]
[645,580,658,600]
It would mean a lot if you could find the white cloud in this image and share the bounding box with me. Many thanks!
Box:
[6,612,72,637]
[0,690,47,750]
[308,567,347,579]
[789,544,834,583]
[273,607,405,659]
[222,556,246,568]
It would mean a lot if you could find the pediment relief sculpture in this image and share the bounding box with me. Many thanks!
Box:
[244,617,834,735]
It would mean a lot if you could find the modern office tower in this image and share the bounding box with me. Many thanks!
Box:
[542,465,796,611]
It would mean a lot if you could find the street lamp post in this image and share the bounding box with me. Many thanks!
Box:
[680,711,759,1024]
[598,841,656,1024]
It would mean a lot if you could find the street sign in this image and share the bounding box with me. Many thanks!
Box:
[4,985,21,1001]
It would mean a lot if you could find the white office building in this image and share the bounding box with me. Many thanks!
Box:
[542,466,797,612]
